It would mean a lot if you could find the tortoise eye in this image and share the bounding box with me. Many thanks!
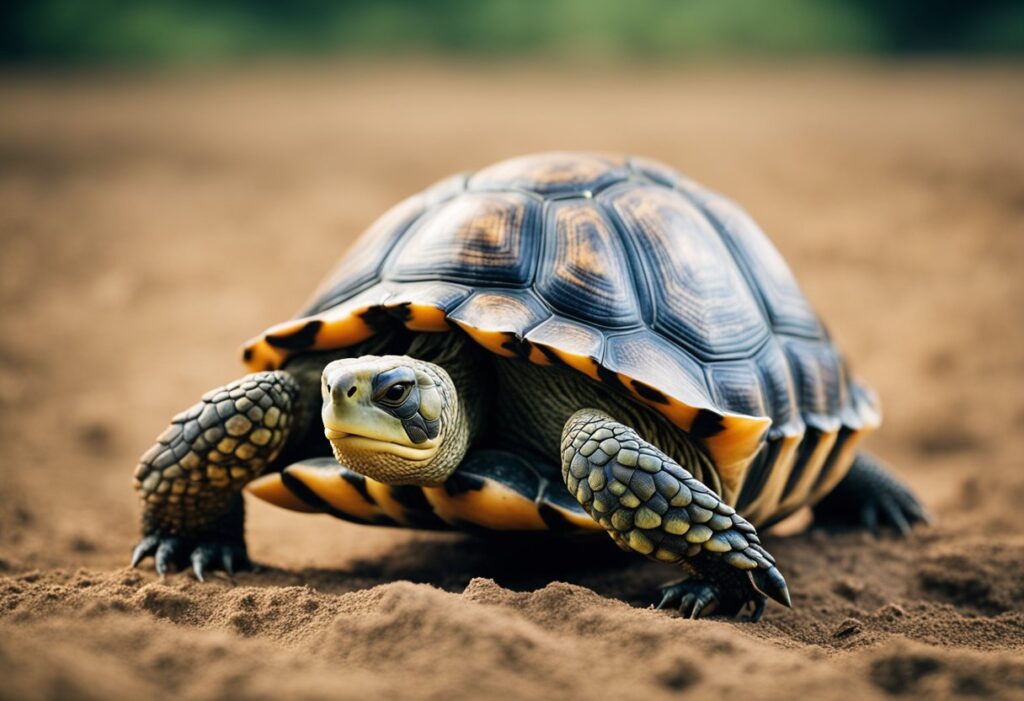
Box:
[378,382,411,407]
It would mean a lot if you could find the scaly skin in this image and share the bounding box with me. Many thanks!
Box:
[131,371,300,578]
[561,409,790,619]
[814,452,930,534]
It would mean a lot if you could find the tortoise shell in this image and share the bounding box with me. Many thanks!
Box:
[242,152,880,524]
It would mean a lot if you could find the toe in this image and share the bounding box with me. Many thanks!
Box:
[688,590,718,619]
[131,534,160,567]
[907,499,933,526]
[880,495,912,536]
[154,537,185,577]
[678,593,697,617]
[656,579,689,610]
[191,546,214,582]
[860,501,880,534]
[221,544,251,577]
[897,488,932,526]
[750,598,766,622]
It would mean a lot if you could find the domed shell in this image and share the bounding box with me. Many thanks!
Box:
[243,152,881,523]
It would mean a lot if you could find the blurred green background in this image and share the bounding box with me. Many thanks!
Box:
[2,0,1022,64]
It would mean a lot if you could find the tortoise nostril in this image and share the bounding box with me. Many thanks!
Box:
[328,371,358,402]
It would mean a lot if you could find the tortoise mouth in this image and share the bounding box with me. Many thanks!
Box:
[324,428,439,462]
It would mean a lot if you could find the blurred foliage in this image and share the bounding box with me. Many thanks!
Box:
[1,0,1022,64]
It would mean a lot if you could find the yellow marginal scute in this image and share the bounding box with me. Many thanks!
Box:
[314,310,376,350]
[703,413,773,499]
[363,479,418,525]
[247,473,322,513]
[285,464,382,522]
[742,431,803,524]
[808,428,871,505]
[242,340,288,373]
[770,433,831,516]
[452,323,518,358]
[548,503,604,531]
[422,483,548,531]
[645,396,699,432]
[527,345,552,365]
[543,346,600,381]
[404,303,451,332]
[242,308,374,373]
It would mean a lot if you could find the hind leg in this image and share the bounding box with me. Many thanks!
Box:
[813,453,930,535]
[561,409,790,620]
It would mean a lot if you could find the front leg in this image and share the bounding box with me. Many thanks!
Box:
[561,409,790,620]
[131,371,300,579]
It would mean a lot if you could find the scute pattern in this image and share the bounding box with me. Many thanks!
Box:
[752,341,801,432]
[603,332,713,413]
[782,338,844,432]
[680,184,825,340]
[242,152,882,524]
[470,152,630,196]
[605,184,770,360]
[537,200,641,327]
[391,192,540,286]
[704,362,768,419]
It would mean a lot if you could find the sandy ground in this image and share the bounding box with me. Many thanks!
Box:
[1,62,1023,701]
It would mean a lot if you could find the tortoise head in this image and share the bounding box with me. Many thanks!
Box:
[320,355,467,486]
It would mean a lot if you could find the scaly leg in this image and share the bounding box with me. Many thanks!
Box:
[131,371,300,579]
[561,409,790,620]
[813,452,930,535]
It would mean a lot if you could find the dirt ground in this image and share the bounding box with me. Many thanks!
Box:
[1,62,1022,701]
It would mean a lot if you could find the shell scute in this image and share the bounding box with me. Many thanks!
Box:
[391,191,541,287]
[536,199,641,328]
[605,184,770,360]
[679,183,825,341]
[470,152,630,196]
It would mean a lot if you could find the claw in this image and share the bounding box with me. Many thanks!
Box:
[191,548,212,582]
[131,535,160,567]
[688,593,712,622]
[657,588,677,610]
[880,495,912,536]
[657,579,762,620]
[861,502,879,534]
[764,567,791,608]
[154,538,182,577]
[911,501,934,526]
[221,550,236,577]
[899,489,933,526]
[221,546,250,577]
[750,598,766,623]
[751,566,791,608]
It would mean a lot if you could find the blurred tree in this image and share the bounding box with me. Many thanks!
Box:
[0,0,1020,63]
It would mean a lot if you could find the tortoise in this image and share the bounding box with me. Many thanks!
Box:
[131,152,927,619]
